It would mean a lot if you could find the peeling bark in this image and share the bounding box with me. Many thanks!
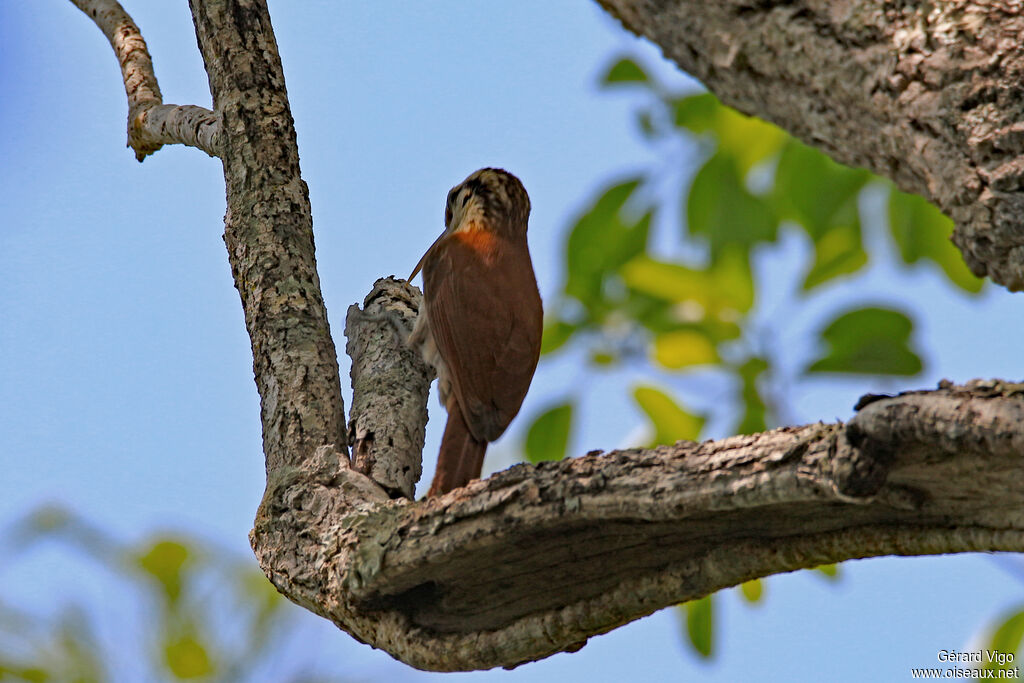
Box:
[73,0,1024,674]
[598,0,1024,291]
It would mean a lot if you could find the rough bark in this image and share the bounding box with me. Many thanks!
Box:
[598,0,1024,291]
[345,278,434,499]
[252,378,1024,671]
[74,0,1024,674]
[188,0,347,474]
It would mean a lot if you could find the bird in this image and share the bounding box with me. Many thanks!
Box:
[408,168,543,497]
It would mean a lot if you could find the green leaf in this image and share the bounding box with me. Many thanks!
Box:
[774,140,870,239]
[888,187,983,293]
[620,255,752,318]
[524,402,574,463]
[815,564,840,580]
[801,222,869,291]
[136,539,190,603]
[684,595,714,658]
[239,567,283,615]
[620,257,700,302]
[564,178,650,318]
[540,318,577,355]
[714,108,786,176]
[738,579,764,604]
[600,57,650,86]
[773,140,871,290]
[673,94,785,174]
[633,385,704,445]
[687,155,777,262]
[653,329,718,369]
[616,289,676,334]
[708,247,756,314]
[735,356,769,435]
[806,307,923,376]
[164,633,214,679]
[0,666,49,682]
[672,92,720,134]
[613,281,743,341]
[985,607,1024,671]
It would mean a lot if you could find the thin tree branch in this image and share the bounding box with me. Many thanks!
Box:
[129,104,221,160]
[71,0,221,159]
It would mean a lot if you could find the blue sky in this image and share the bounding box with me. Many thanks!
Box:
[1,2,1022,681]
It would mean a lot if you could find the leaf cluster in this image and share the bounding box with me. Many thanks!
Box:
[526,55,980,465]
[0,506,345,683]
[524,55,984,660]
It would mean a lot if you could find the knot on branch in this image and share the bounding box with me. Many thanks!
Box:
[837,423,894,498]
[128,101,164,161]
[849,379,1024,459]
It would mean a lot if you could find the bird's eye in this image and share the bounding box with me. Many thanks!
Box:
[445,206,453,226]
[446,189,458,208]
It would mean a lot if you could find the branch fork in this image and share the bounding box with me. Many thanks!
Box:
[73,0,1024,672]
[255,359,1024,670]
[72,0,222,159]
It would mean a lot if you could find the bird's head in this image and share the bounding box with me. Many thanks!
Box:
[444,168,530,238]
[410,168,531,281]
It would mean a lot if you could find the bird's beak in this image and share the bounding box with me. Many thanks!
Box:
[409,230,446,281]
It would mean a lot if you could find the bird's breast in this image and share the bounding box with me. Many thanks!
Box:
[452,224,499,264]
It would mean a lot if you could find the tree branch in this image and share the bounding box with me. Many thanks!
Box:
[252,377,1024,671]
[596,0,1024,291]
[77,0,1024,673]
[187,0,347,474]
[71,0,221,159]
[345,278,434,499]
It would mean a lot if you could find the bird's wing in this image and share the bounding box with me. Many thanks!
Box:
[423,232,542,442]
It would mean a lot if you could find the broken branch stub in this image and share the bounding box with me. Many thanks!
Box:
[345,277,434,499]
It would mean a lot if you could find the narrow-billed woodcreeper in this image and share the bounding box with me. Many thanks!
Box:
[409,168,543,496]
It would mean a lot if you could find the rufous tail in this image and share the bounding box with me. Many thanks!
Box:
[428,406,486,496]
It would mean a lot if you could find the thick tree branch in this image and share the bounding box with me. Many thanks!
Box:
[72,0,221,159]
[188,0,347,473]
[252,376,1024,671]
[597,0,1024,291]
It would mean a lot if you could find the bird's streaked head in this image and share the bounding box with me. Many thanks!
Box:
[444,168,530,237]
[410,168,531,281]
